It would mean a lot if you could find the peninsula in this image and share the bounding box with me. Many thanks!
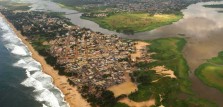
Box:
[1,0,223,106]
[0,8,219,107]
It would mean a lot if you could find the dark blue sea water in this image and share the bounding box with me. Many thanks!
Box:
[0,28,42,107]
[0,16,69,107]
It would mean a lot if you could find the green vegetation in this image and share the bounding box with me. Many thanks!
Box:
[31,36,50,56]
[148,38,191,94]
[81,13,183,33]
[113,102,129,107]
[203,4,223,8]
[129,70,158,101]
[0,1,31,11]
[195,51,223,93]
[128,84,153,101]
[129,38,189,103]
[53,0,104,6]
[54,0,184,33]
[81,88,117,107]
[128,37,217,107]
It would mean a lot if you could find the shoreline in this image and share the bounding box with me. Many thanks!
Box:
[0,13,90,107]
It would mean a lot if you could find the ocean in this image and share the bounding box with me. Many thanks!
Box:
[0,16,69,107]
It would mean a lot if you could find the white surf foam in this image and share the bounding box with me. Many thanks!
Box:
[0,14,69,107]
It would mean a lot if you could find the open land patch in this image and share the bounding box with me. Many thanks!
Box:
[120,97,155,107]
[108,71,137,97]
[151,66,177,79]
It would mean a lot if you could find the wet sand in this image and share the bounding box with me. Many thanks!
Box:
[0,13,90,107]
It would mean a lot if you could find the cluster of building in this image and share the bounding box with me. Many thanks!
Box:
[82,12,108,18]
[0,10,73,40]
[49,29,137,94]
[114,0,197,13]
[0,9,153,97]
[79,0,215,16]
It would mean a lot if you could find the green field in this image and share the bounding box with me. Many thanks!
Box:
[128,72,154,102]
[195,51,223,92]
[148,37,192,94]
[127,38,218,107]
[113,102,129,107]
[81,13,183,33]
[0,1,31,10]
[128,38,191,103]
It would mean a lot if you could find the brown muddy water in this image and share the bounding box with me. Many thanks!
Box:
[11,0,223,106]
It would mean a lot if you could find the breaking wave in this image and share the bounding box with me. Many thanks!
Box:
[0,16,69,107]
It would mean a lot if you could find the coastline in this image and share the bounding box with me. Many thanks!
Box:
[0,13,90,107]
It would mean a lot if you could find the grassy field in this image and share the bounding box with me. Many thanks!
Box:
[57,2,183,33]
[195,51,223,92]
[127,38,218,107]
[128,38,190,101]
[148,37,192,94]
[113,102,129,107]
[0,1,31,10]
[81,13,183,33]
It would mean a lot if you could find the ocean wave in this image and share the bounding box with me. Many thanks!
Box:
[0,14,69,107]
[5,44,29,56]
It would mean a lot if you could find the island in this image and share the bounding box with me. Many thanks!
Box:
[196,52,223,94]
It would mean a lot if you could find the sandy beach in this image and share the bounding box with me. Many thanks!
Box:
[0,13,90,107]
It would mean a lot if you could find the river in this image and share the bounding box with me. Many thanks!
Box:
[8,0,223,106]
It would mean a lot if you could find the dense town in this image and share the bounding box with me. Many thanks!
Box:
[0,9,152,100]
[2,0,223,106]
[49,30,136,92]
[55,0,218,15]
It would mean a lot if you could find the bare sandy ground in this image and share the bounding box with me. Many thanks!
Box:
[131,41,150,61]
[108,72,137,97]
[0,13,90,107]
[151,66,176,78]
[120,98,155,107]
[108,81,137,97]
[108,41,150,97]
[109,41,156,107]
